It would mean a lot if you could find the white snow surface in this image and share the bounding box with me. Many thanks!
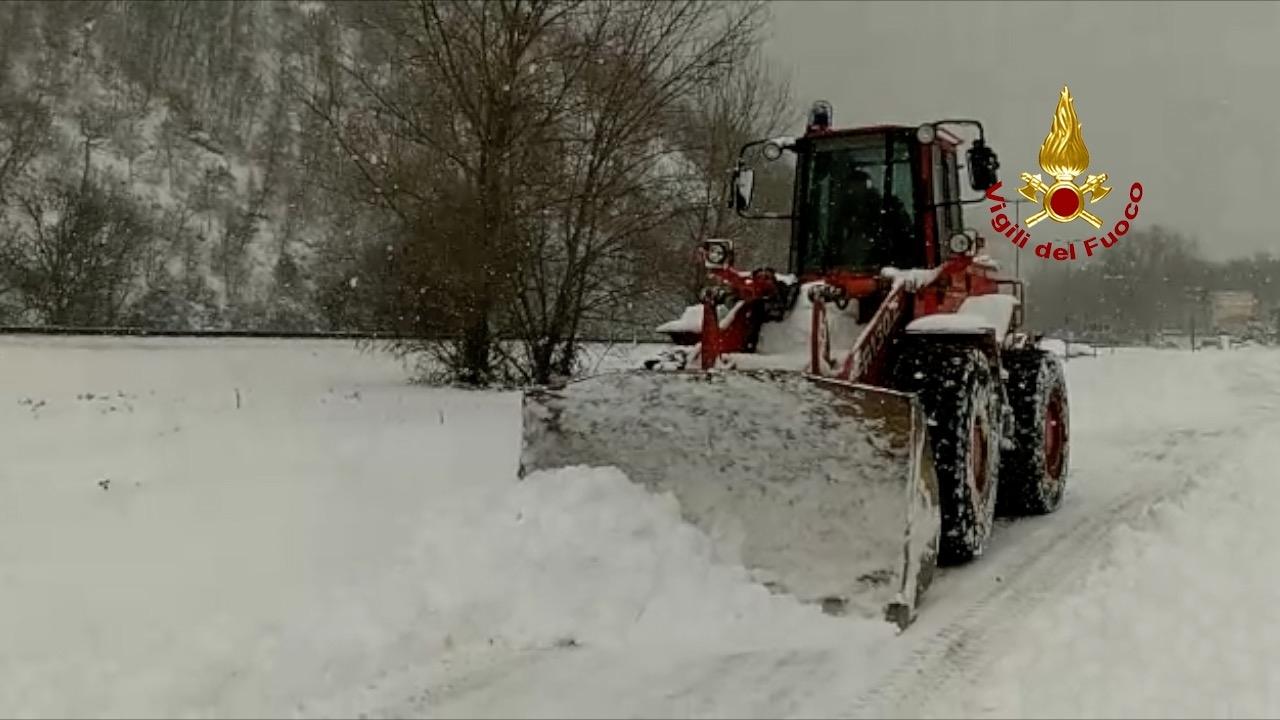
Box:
[972,253,1000,270]
[906,294,1019,343]
[654,301,746,335]
[1040,337,1100,358]
[880,265,943,291]
[726,281,864,372]
[7,337,1280,717]
[654,304,703,334]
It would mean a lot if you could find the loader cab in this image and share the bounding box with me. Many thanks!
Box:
[788,126,968,277]
[790,128,922,276]
[730,107,997,279]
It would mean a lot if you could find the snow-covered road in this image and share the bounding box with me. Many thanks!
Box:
[3,336,1279,718]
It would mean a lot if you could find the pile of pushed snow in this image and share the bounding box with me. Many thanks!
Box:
[354,465,893,719]
[403,465,850,657]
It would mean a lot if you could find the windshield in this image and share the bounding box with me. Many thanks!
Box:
[793,133,919,274]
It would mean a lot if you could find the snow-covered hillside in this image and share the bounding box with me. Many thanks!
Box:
[4,337,1280,717]
[0,3,344,330]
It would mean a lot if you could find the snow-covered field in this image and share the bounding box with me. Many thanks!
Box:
[4,336,1280,718]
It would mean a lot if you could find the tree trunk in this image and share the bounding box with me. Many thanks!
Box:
[530,337,555,385]
[459,300,492,386]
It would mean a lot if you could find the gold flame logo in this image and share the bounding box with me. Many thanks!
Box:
[1039,87,1090,181]
[1019,86,1111,228]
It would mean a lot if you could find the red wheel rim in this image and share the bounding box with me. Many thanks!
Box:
[1044,392,1066,482]
[971,413,990,496]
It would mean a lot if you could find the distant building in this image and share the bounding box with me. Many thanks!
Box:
[1209,291,1259,334]
[1155,327,1191,350]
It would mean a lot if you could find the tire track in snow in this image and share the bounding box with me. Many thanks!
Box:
[845,374,1280,719]
[842,478,1170,718]
[870,493,1175,717]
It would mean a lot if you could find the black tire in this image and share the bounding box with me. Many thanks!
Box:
[894,343,1003,565]
[997,349,1070,516]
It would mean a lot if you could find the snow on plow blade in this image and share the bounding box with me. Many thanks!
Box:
[519,369,941,629]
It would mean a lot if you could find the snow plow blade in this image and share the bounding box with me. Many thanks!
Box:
[519,369,941,629]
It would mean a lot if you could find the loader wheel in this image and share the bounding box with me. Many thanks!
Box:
[997,349,1070,516]
[894,344,1003,565]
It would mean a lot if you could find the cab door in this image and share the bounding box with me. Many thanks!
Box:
[932,142,965,254]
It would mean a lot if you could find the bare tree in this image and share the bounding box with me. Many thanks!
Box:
[0,179,153,325]
[0,92,52,208]
[668,42,795,284]
[490,1,764,380]
[290,0,772,384]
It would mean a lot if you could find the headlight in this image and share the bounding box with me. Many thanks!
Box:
[916,124,936,144]
[948,232,973,255]
[762,142,783,161]
[703,239,733,268]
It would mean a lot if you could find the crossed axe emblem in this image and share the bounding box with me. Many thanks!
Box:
[1017,172,1112,229]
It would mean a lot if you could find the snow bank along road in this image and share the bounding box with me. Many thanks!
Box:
[4,336,1280,718]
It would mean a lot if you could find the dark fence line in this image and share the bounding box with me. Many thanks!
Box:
[0,326,398,339]
[0,325,651,343]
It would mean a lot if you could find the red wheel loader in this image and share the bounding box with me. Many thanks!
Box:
[519,102,1071,629]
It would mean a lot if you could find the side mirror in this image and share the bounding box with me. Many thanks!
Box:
[729,166,755,211]
[967,139,1000,191]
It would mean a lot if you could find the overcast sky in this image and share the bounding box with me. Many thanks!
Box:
[764,1,1280,263]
